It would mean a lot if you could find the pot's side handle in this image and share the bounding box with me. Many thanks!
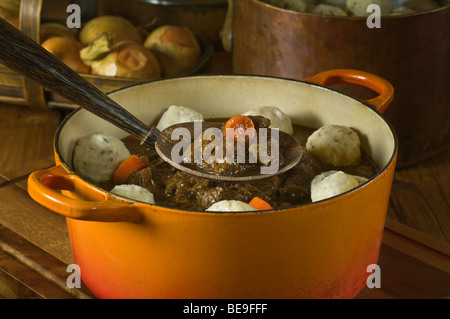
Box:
[28,165,143,223]
[304,69,394,114]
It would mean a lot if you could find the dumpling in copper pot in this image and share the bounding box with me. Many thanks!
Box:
[322,0,347,9]
[264,0,308,12]
[391,6,416,15]
[402,0,440,12]
[346,0,393,16]
[306,124,361,166]
[312,4,348,16]
[73,133,130,183]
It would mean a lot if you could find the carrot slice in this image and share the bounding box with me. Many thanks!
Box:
[249,197,273,210]
[113,155,148,185]
[225,115,255,142]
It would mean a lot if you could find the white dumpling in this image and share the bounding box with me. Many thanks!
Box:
[402,0,440,11]
[156,105,204,131]
[313,4,348,15]
[242,106,294,135]
[306,124,361,166]
[111,184,155,204]
[322,0,347,9]
[311,170,368,202]
[264,0,308,12]
[205,200,257,212]
[346,0,393,16]
[73,133,131,183]
[391,6,416,14]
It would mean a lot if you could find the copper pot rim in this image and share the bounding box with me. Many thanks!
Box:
[136,0,227,7]
[254,0,450,20]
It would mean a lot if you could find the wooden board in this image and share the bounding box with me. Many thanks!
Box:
[387,147,450,247]
[0,52,449,299]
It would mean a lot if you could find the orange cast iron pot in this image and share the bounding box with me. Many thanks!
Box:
[28,70,397,299]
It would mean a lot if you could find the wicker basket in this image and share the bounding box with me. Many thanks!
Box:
[0,0,215,110]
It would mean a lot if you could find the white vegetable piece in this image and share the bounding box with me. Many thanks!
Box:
[346,0,393,16]
[111,184,155,204]
[206,200,257,212]
[311,170,368,202]
[73,133,131,183]
[306,124,361,166]
[242,106,294,135]
[402,0,440,11]
[313,4,348,15]
[391,6,416,14]
[322,0,347,9]
[265,0,308,12]
[156,105,204,131]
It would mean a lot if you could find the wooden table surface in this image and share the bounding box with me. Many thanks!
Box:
[0,51,449,299]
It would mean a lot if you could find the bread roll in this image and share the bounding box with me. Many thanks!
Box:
[144,25,201,77]
[90,41,161,79]
[79,15,143,46]
[41,36,90,73]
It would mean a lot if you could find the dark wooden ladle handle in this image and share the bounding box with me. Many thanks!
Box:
[0,17,157,145]
[0,18,304,182]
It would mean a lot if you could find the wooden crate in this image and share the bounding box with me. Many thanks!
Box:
[0,0,217,110]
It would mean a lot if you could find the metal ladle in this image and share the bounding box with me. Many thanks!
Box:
[0,18,301,181]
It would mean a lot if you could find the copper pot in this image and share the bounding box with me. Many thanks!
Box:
[231,0,450,168]
[28,70,397,299]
